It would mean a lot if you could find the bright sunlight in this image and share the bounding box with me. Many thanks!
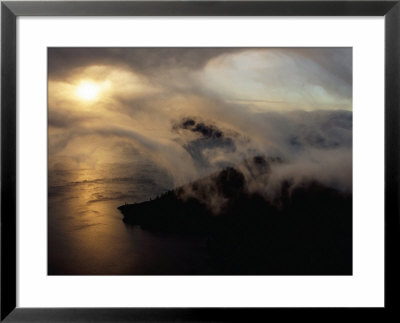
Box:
[76,81,100,101]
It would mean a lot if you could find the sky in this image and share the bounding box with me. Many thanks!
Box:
[48,48,352,206]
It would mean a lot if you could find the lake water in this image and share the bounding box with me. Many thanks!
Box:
[48,167,210,275]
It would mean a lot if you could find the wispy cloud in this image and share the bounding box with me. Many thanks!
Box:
[48,48,352,204]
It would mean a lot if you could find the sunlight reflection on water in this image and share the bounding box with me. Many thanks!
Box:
[48,167,209,275]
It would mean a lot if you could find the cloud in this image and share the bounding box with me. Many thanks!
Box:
[48,47,242,80]
[48,48,352,207]
[175,109,352,212]
[197,48,351,111]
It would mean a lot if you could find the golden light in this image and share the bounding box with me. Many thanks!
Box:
[76,82,100,101]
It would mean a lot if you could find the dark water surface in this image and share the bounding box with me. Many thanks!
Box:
[48,165,352,275]
[48,167,210,275]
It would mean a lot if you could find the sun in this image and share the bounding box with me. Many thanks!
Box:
[76,81,100,101]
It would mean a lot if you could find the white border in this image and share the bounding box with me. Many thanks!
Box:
[17,17,384,307]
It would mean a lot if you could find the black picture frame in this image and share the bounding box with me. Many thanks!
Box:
[1,1,399,321]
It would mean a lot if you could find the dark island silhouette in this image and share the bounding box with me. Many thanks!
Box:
[118,156,352,275]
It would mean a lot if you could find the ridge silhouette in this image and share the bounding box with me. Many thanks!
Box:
[118,156,352,275]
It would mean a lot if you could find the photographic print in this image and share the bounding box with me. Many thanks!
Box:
[48,48,352,275]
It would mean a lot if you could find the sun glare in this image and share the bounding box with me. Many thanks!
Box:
[76,82,100,101]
